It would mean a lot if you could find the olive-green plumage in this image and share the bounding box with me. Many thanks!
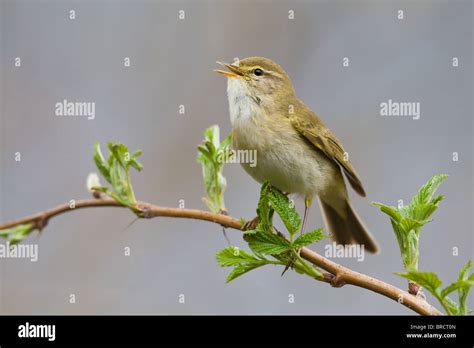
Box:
[215,57,379,253]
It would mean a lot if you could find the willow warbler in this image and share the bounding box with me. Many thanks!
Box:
[215,57,379,253]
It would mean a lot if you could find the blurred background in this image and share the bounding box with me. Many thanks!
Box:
[0,0,472,314]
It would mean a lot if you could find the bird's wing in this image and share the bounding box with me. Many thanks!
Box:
[290,108,366,197]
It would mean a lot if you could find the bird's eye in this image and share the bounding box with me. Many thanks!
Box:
[254,68,264,76]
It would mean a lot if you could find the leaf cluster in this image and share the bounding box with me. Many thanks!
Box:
[373,174,448,269]
[398,261,474,315]
[216,182,327,282]
[197,125,233,213]
[0,223,34,244]
[92,142,143,207]
[373,174,473,315]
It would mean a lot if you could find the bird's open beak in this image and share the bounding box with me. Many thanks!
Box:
[214,61,244,78]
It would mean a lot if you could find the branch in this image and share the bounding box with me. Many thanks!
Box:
[0,198,442,316]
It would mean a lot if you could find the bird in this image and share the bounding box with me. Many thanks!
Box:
[214,57,379,253]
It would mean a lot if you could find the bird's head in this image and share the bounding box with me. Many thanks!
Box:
[215,57,296,105]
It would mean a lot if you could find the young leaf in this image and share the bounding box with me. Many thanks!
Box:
[92,142,142,208]
[442,296,460,316]
[266,185,301,235]
[0,223,34,244]
[205,125,220,151]
[397,263,474,315]
[108,158,130,205]
[130,150,143,171]
[93,143,111,183]
[293,228,327,248]
[396,269,442,294]
[220,132,233,152]
[215,181,326,285]
[246,230,291,255]
[216,246,268,283]
[255,182,272,228]
[441,280,474,298]
[197,145,212,161]
[455,260,473,315]
[108,142,128,169]
[216,246,263,267]
[410,174,448,207]
[371,202,401,222]
[373,174,448,272]
[197,125,231,213]
[225,263,266,283]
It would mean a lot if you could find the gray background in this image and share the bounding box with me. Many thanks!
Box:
[0,0,472,314]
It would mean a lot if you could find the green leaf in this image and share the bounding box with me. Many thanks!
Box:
[372,202,402,222]
[204,125,220,150]
[247,230,291,255]
[220,132,233,151]
[456,260,473,315]
[197,125,231,213]
[0,223,34,244]
[373,174,448,271]
[411,174,448,207]
[93,143,111,183]
[398,217,427,234]
[442,265,473,313]
[256,182,272,228]
[397,264,474,315]
[197,145,212,161]
[109,158,130,204]
[215,181,328,284]
[266,185,301,235]
[441,280,474,298]
[130,150,143,171]
[108,142,128,169]
[293,228,327,248]
[396,269,442,294]
[457,260,472,281]
[225,263,265,283]
[216,246,268,283]
[216,246,263,267]
[407,202,440,223]
[92,142,142,208]
[442,296,460,316]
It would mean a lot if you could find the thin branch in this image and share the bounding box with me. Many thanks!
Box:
[0,198,442,316]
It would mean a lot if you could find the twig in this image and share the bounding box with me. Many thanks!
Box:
[0,198,442,316]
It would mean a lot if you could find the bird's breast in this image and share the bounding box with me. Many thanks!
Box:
[231,108,338,198]
[226,78,260,125]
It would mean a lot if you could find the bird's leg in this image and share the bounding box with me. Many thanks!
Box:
[296,198,313,260]
[300,197,313,236]
[283,198,313,276]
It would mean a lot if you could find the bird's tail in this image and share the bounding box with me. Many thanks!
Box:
[319,197,379,253]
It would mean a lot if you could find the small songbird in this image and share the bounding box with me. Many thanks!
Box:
[215,57,379,253]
